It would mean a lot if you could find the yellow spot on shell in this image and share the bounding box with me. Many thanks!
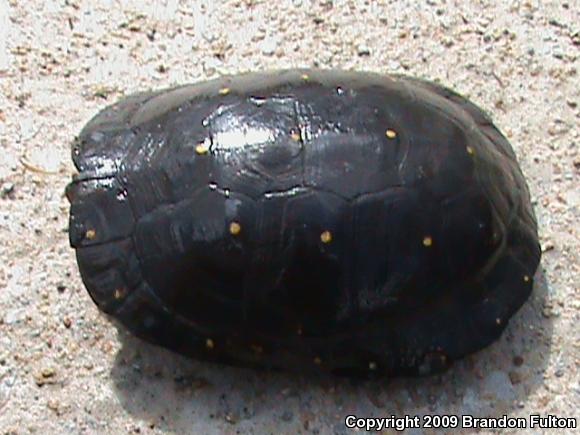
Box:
[85,229,96,240]
[114,288,125,300]
[320,230,332,244]
[422,236,433,247]
[205,338,215,349]
[385,129,397,139]
[369,361,378,370]
[229,221,242,236]
[523,275,530,282]
[313,357,322,365]
[218,87,230,95]
[195,142,210,155]
[466,146,475,155]
[290,131,301,142]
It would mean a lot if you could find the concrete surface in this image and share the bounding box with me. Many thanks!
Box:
[0,0,578,434]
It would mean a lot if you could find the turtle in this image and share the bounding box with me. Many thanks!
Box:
[66,69,541,377]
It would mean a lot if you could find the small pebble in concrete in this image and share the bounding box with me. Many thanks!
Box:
[1,182,15,198]
[357,44,371,56]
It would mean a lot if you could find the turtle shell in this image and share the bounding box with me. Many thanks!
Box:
[67,69,541,376]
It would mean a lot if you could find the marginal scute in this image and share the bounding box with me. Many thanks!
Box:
[68,177,135,248]
[75,238,142,313]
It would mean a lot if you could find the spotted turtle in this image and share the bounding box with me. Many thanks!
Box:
[66,69,541,376]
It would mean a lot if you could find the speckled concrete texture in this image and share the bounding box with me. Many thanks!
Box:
[0,1,578,434]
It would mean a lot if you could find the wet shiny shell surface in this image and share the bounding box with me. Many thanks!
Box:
[67,69,541,376]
